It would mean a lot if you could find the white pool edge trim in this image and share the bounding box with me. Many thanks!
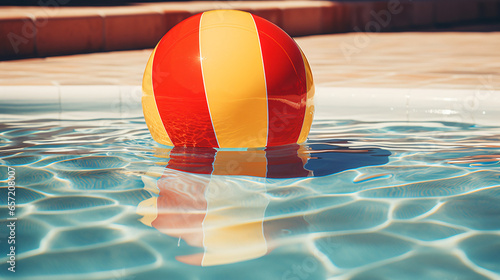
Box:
[314,87,500,126]
[1,86,499,125]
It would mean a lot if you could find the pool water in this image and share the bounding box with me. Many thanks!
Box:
[1,110,500,279]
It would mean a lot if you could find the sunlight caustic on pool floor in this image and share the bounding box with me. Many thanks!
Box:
[1,114,499,280]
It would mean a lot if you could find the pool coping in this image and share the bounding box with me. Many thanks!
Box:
[1,0,500,60]
[1,85,499,126]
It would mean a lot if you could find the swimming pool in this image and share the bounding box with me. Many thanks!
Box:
[1,86,499,279]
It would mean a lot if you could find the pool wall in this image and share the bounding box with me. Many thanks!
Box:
[1,86,499,127]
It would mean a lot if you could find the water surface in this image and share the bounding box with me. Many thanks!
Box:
[1,116,499,280]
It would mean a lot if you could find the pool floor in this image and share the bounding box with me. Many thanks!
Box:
[1,116,499,279]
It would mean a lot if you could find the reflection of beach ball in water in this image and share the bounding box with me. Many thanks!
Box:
[142,9,314,148]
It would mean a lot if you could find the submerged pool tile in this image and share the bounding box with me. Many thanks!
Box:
[266,185,315,200]
[265,197,313,218]
[0,205,30,219]
[428,186,500,230]
[383,221,465,241]
[0,218,51,255]
[26,177,71,193]
[305,195,354,211]
[0,186,46,205]
[34,196,116,211]
[49,226,125,250]
[29,205,126,227]
[54,169,143,190]
[392,199,439,219]
[5,166,54,187]
[350,253,490,280]
[314,233,413,269]
[101,189,153,206]
[120,269,189,280]
[360,170,500,198]
[50,156,128,171]
[31,155,82,167]
[28,212,93,228]
[305,200,389,232]
[299,170,366,194]
[0,155,42,166]
[388,166,467,183]
[459,234,500,274]
[1,242,157,278]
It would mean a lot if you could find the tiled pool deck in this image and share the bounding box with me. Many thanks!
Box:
[0,29,499,89]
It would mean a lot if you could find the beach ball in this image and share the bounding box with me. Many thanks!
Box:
[142,9,314,148]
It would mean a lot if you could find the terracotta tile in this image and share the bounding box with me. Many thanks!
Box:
[434,0,461,24]
[389,0,413,30]
[477,0,499,19]
[498,0,500,19]
[0,17,36,60]
[341,2,360,31]
[367,1,392,32]
[246,8,282,27]
[334,3,352,33]
[412,1,434,27]
[321,3,343,34]
[20,6,103,19]
[282,6,323,36]
[35,16,104,57]
[342,1,376,32]
[164,10,192,31]
[458,0,479,22]
[104,12,167,51]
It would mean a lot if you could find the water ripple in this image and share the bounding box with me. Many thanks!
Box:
[50,156,128,171]
[349,252,490,280]
[460,234,500,274]
[1,116,500,279]
[314,232,413,269]
[34,196,116,211]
